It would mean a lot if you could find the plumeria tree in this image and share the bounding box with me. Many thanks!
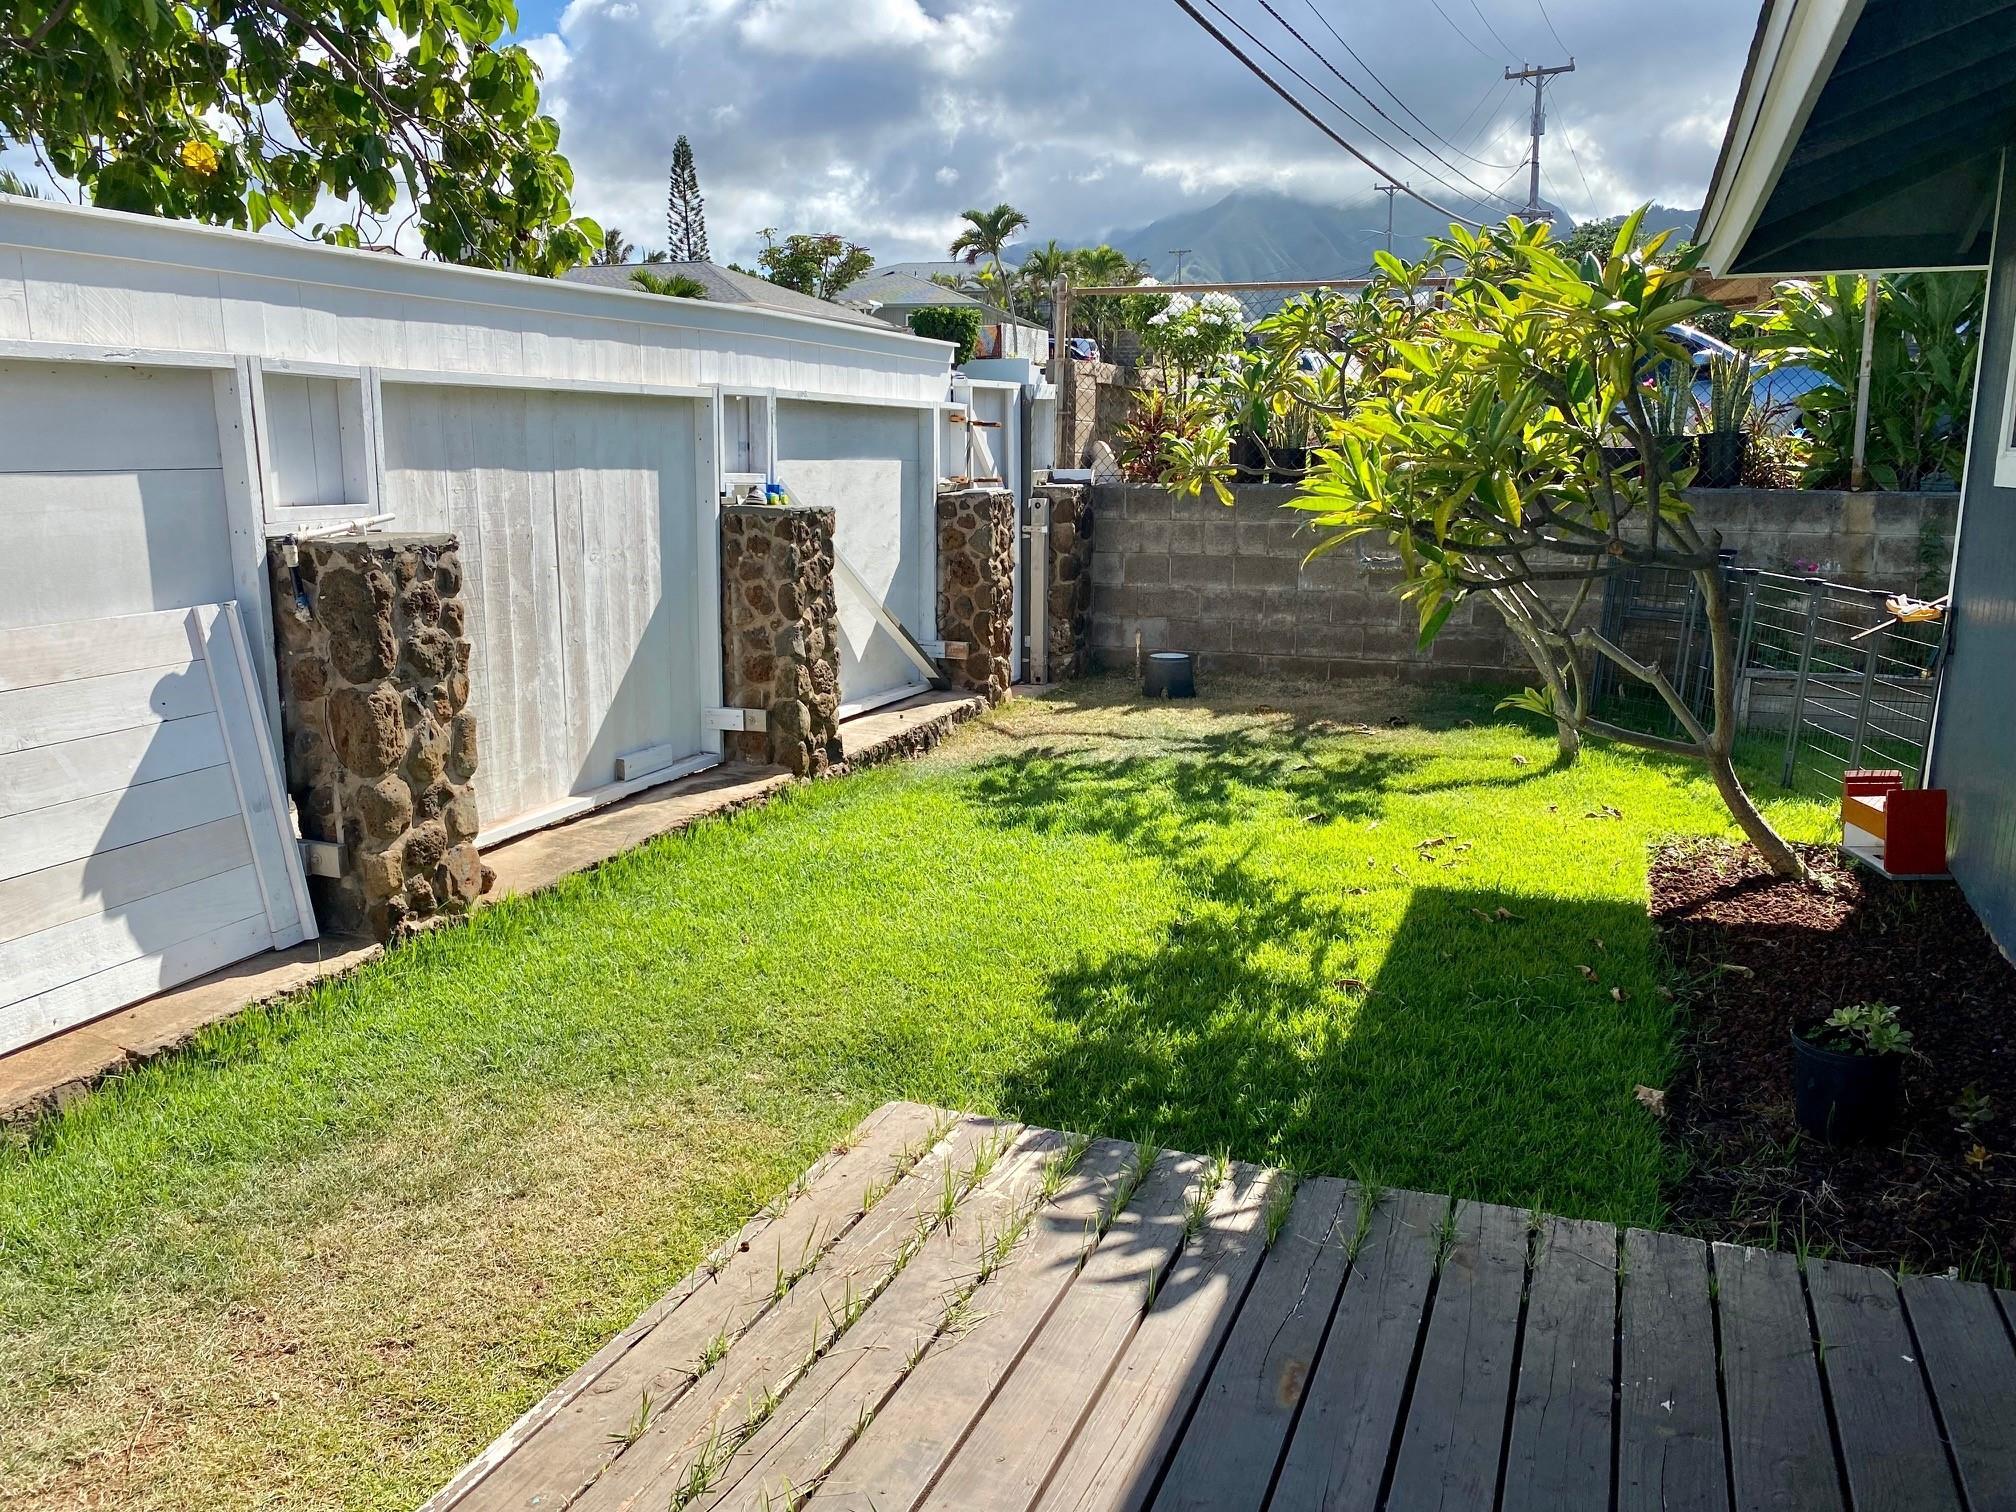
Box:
[1166,211,1805,878]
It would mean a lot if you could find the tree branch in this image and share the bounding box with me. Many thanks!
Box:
[1577,627,1712,747]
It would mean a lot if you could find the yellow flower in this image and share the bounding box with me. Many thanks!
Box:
[178,139,220,177]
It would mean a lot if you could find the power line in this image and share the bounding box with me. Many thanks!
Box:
[1466,0,1521,59]
[1533,0,1570,55]
[1192,0,1524,220]
[1293,0,1522,171]
[1424,0,1498,61]
[1167,0,1487,227]
[1256,0,1529,206]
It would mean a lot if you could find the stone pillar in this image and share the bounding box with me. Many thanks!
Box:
[269,534,489,941]
[935,486,1015,704]
[1037,482,1094,679]
[720,502,843,776]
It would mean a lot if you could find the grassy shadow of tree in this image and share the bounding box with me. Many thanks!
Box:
[968,734,1675,1224]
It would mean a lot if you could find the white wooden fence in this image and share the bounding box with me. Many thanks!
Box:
[0,199,958,1047]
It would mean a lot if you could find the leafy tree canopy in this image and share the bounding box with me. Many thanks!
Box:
[754,229,873,301]
[0,0,599,274]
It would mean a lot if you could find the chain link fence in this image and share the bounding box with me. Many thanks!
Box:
[1594,562,1946,788]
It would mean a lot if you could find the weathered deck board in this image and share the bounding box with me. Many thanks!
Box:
[576,1115,1019,1511]
[1502,1216,1619,1512]
[1150,1176,1356,1512]
[1899,1273,2016,1512]
[914,1148,1208,1512]
[1268,1186,1445,1511]
[697,1125,1069,1510]
[1714,1242,1845,1512]
[803,1136,1137,1512]
[1617,1228,1729,1512]
[1036,1162,1280,1512]
[434,1106,2010,1512]
[1385,1199,1531,1512]
[427,1099,946,1512]
[1805,1258,1962,1512]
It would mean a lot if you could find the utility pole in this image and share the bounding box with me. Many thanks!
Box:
[1505,59,1575,221]
[1372,182,1404,254]
[1168,247,1191,285]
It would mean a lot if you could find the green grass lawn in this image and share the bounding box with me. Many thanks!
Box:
[0,677,1831,1509]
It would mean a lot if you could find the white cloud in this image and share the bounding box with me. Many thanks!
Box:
[522,0,1761,265]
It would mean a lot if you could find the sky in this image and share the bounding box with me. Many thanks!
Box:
[510,0,1762,271]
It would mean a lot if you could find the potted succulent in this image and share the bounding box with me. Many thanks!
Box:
[1268,392,1314,481]
[1696,353,1755,487]
[1648,361,1699,473]
[1792,1001,1912,1142]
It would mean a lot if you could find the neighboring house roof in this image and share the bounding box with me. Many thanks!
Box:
[872,259,1015,282]
[1696,0,2016,276]
[561,260,890,328]
[834,270,988,310]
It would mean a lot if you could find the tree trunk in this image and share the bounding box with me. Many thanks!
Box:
[1700,562,1806,879]
[1703,744,1806,876]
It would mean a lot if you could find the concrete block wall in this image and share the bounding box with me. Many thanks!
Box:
[1089,484,1959,684]
[1088,485,1528,682]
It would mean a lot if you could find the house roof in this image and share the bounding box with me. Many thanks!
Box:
[1696,0,2016,276]
[560,260,890,328]
[833,269,988,310]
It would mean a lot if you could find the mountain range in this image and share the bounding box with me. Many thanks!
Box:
[1064,190,1701,283]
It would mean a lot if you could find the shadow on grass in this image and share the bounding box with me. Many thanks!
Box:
[970,739,1673,1221]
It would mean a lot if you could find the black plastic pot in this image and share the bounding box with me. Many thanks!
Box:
[1696,430,1747,488]
[1231,431,1267,483]
[1791,1028,1904,1143]
[1268,447,1309,482]
[1143,650,1196,699]
[1600,444,1641,477]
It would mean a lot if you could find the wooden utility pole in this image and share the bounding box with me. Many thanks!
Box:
[1505,59,1575,221]
[1373,182,1403,254]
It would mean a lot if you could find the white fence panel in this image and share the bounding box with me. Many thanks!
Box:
[379,383,708,841]
[775,401,934,715]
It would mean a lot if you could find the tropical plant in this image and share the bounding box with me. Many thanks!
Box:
[0,0,599,273]
[1811,1002,1913,1056]
[596,226,634,266]
[629,269,707,298]
[1066,245,1153,357]
[1648,360,1697,436]
[1017,239,1072,323]
[1169,210,1804,875]
[754,230,874,300]
[0,167,42,198]
[1116,389,1211,484]
[641,248,669,264]
[950,203,1030,317]
[908,305,983,365]
[1140,291,1245,403]
[665,135,709,262]
[1704,354,1756,433]
[1743,272,1983,489]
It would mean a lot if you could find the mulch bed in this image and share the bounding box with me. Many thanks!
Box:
[1651,838,2016,1276]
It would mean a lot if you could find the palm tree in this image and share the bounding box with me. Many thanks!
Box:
[1068,244,1148,355]
[595,226,634,266]
[642,248,670,263]
[949,203,1030,317]
[1018,239,1072,324]
[0,168,43,198]
[630,269,708,298]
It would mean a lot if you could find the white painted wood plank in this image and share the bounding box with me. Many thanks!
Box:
[0,815,250,943]
[0,762,241,881]
[0,716,227,819]
[213,359,286,770]
[0,608,203,693]
[0,468,234,632]
[0,909,271,1055]
[0,246,28,339]
[195,603,310,943]
[0,862,264,1007]
[0,357,225,472]
[0,663,215,755]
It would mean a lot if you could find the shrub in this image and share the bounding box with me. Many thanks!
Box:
[909,305,983,365]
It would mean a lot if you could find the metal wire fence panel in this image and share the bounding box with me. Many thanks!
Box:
[1595,565,1946,789]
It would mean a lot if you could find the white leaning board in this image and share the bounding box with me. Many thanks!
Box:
[0,604,316,1055]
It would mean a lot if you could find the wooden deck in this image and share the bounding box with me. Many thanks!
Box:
[427,1103,2016,1512]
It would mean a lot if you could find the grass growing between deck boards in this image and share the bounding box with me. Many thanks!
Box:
[0,678,1832,1510]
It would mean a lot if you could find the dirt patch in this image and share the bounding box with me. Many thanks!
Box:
[1651,838,2016,1274]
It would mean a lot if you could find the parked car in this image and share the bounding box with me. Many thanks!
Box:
[1668,322,1830,433]
[1065,336,1101,363]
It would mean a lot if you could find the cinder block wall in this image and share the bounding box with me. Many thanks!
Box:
[1088,484,1958,683]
